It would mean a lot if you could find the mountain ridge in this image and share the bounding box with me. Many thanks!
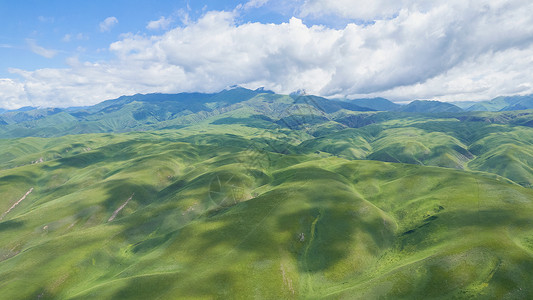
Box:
[2,88,533,140]
[3,89,533,119]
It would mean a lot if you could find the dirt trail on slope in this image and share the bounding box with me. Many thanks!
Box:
[108,193,134,222]
[0,188,33,221]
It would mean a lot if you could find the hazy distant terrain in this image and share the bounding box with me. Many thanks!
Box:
[0,88,532,138]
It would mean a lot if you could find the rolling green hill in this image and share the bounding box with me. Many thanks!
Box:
[1,127,533,299]
[1,91,533,299]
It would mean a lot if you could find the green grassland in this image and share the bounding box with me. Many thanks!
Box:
[1,100,533,299]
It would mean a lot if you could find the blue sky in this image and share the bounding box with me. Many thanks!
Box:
[0,0,266,77]
[1,0,533,108]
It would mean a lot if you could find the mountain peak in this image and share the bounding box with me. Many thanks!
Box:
[290,89,308,96]
[400,100,463,113]
[224,85,246,91]
[254,87,275,94]
[349,97,400,111]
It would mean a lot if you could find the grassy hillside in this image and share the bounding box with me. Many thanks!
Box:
[297,114,533,187]
[1,129,533,299]
[1,92,533,299]
[2,106,533,187]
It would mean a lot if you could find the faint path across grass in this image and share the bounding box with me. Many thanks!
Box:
[0,187,33,221]
[302,208,323,295]
[108,193,134,222]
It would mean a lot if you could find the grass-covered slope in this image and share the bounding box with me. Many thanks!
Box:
[297,115,533,187]
[2,102,533,189]
[1,128,533,299]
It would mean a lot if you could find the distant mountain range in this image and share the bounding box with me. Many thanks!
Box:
[2,89,533,117]
[347,95,533,112]
[397,100,463,113]
[459,95,533,111]
[1,88,533,138]
[346,98,464,113]
[346,97,401,111]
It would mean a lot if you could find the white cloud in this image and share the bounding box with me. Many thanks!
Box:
[100,17,118,32]
[63,33,89,42]
[147,16,173,30]
[241,0,270,9]
[26,39,58,58]
[0,79,30,109]
[372,45,533,102]
[2,1,533,109]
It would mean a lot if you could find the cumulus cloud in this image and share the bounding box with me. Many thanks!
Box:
[373,45,533,102]
[2,0,533,109]
[0,79,30,109]
[26,39,58,58]
[110,13,338,95]
[100,17,118,32]
[147,16,173,30]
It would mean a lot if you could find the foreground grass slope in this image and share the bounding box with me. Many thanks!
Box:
[1,128,533,299]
